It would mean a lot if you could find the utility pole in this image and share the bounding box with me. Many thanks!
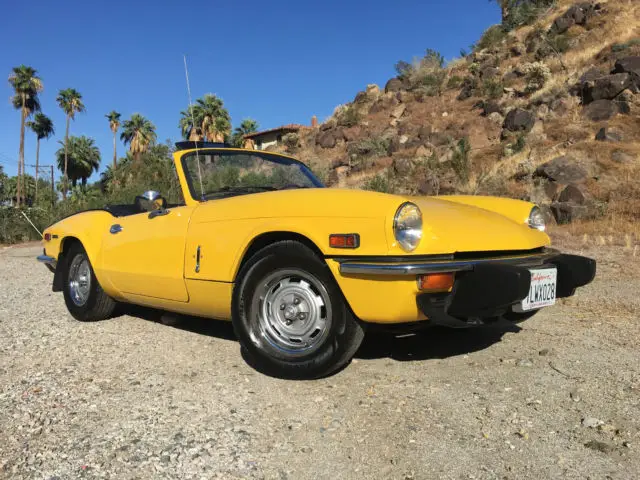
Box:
[50,166,55,207]
[25,163,56,207]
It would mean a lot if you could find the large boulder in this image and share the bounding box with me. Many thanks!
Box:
[385,77,407,93]
[612,56,640,92]
[342,126,363,142]
[611,150,636,164]
[391,104,407,119]
[353,91,369,104]
[558,184,587,204]
[550,2,597,34]
[550,202,589,224]
[582,73,631,103]
[503,108,535,133]
[392,157,413,177]
[369,94,399,114]
[479,65,500,79]
[535,156,588,184]
[583,99,619,121]
[481,101,503,116]
[316,128,344,149]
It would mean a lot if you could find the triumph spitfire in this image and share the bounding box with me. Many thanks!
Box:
[38,142,596,378]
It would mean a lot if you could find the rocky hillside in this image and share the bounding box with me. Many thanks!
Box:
[284,0,640,229]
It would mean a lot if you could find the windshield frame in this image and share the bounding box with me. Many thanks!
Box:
[179,148,325,202]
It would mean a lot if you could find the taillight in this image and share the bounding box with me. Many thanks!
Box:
[44,233,51,242]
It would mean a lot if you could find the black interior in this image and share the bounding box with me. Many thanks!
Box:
[103,202,183,218]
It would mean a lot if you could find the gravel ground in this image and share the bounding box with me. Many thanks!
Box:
[1,242,639,479]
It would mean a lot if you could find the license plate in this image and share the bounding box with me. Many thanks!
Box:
[518,268,557,312]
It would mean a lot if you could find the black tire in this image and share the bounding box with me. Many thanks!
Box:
[232,241,365,379]
[62,243,117,322]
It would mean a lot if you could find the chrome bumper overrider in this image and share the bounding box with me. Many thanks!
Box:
[338,249,560,276]
[37,255,57,273]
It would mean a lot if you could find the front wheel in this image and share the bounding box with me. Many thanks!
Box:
[62,243,117,322]
[232,241,364,379]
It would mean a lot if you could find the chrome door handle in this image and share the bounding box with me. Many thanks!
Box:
[110,224,123,234]
[148,209,170,219]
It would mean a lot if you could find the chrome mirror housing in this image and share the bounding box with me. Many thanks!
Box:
[135,191,167,213]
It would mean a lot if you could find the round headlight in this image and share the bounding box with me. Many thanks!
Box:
[394,202,422,252]
[527,206,546,231]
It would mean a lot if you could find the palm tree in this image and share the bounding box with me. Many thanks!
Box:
[198,94,231,142]
[120,114,157,163]
[56,88,85,196]
[8,65,43,207]
[179,108,203,141]
[26,113,54,202]
[55,136,101,187]
[105,111,121,170]
[179,94,231,142]
[231,118,259,147]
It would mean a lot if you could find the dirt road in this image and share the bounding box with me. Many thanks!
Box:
[1,242,638,479]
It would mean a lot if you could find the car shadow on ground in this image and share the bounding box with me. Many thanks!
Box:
[120,305,237,342]
[355,324,521,362]
[122,305,520,364]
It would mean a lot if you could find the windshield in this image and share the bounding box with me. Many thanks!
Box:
[182,150,324,201]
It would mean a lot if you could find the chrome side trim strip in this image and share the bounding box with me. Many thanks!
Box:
[338,250,559,276]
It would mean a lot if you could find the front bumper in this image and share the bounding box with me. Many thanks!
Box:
[333,249,596,326]
[37,254,57,273]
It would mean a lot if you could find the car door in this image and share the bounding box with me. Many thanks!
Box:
[100,205,195,302]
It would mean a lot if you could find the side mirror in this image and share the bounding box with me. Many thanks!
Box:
[135,190,167,213]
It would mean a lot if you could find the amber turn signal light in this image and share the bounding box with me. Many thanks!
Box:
[417,273,455,292]
[329,234,360,249]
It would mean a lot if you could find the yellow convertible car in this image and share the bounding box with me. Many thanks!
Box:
[38,142,596,378]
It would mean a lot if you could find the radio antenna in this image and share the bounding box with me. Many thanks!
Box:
[183,54,205,200]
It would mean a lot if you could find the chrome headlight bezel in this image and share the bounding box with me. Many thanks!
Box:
[527,206,546,232]
[393,202,423,252]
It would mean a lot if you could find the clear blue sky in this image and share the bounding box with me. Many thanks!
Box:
[0,0,500,182]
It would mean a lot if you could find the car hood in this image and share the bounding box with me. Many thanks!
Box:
[408,196,549,254]
[191,188,549,254]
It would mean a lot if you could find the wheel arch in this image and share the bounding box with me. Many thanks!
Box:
[234,231,325,281]
[52,236,83,292]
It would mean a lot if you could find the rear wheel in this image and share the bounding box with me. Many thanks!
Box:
[62,243,117,322]
[232,241,364,379]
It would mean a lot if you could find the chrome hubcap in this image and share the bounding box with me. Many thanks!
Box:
[68,254,91,307]
[252,269,332,355]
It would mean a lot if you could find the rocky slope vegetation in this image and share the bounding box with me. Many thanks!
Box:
[284,0,640,230]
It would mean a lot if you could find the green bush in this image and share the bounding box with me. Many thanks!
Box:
[611,39,640,53]
[447,75,464,89]
[347,138,390,158]
[415,71,447,97]
[336,106,361,128]
[394,60,414,80]
[522,62,551,92]
[363,174,391,193]
[282,132,300,152]
[396,49,446,93]
[482,79,504,99]
[535,33,572,59]
[451,138,472,183]
[476,25,507,51]
[502,0,556,32]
